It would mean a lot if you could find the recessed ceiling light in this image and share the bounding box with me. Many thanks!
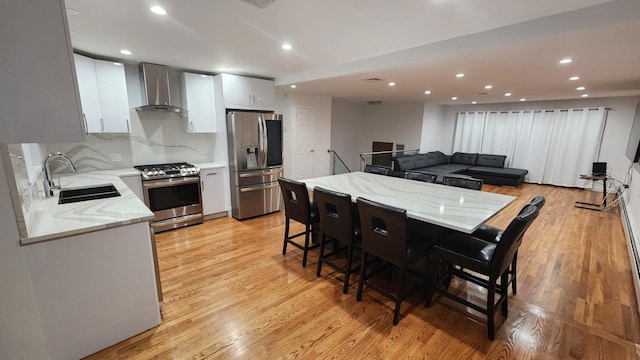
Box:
[388,82,395,87]
[290,85,297,88]
[576,86,586,91]
[484,85,492,89]
[559,58,572,64]
[424,90,431,95]
[113,62,122,66]
[581,94,589,97]
[150,6,167,15]
[520,98,526,101]
[569,76,580,81]
[451,96,458,100]
[282,43,292,50]
[472,101,477,104]
[120,49,132,55]
[200,74,208,78]
[66,8,79,15]
[504,92,512,97]
[217,67,229,72]
[456,73,464,78]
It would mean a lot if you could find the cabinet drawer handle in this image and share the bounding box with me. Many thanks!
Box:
[206,172,217,176]
[126,119,130,132]
[100,118,104,131]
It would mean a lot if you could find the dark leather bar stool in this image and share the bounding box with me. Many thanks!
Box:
[404,171,437,183]
[427,205,539,340]
[442,175,483,190]
[356,197,429,325]
[472,196,545,294]
[314,186,361,294]
[278,177,320,267]
[363,164,391,175]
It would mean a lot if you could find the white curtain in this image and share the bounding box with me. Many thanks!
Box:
[480,111,519,166]
[453,107,607,187]
[453,112,485,153]
[510,110,555,183]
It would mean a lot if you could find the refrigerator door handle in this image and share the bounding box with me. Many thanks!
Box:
[239,169,282,178]
[261,116,268,168]
[240,183,280,192]
[258,115,267,168]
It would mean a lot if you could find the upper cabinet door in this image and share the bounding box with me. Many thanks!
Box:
[73,54,103,133]
[0,0,86,143]
[219,74,275,111]
[181,73,216,133]
[94,60,130,133]
[249,77,276,111]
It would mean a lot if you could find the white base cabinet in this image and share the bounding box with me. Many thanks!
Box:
[200,166,228,217]
[218,73,275,111]
[24,222,160,360]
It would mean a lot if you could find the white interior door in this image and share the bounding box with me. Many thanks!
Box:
[294,107,316,180]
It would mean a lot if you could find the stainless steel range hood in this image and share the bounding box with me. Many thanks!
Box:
[136,63,186,114]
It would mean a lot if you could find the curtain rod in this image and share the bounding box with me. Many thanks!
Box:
[459,107,613,115]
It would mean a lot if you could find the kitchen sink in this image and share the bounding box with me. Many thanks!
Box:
[58,184,121,204]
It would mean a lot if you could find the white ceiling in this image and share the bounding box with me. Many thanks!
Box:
[65,0,640,105]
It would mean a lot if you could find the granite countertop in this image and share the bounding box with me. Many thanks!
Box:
[22,171,154,245]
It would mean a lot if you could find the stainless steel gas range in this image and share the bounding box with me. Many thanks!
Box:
[134,162,203,233]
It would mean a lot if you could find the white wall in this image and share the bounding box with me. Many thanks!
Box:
[437,96,640,184]
[331,101,366,171]
[276,91,332,179]
[331,101,425,171]
[420,103,449,153]
[0,150,49,360]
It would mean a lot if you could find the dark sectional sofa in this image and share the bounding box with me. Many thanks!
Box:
[390,151,528,187]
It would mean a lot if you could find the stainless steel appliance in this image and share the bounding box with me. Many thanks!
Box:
[227,111,283,219]
[134,162,203,232]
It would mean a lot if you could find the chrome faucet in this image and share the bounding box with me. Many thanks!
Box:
[43,152,77,196]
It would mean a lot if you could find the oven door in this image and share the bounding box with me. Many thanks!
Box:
[142,176,203,232]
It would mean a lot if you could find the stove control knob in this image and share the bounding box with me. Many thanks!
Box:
[152,170,159,176]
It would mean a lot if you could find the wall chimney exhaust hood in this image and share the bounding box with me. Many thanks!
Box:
[136,63,186,114]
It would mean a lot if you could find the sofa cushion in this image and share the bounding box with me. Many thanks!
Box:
[412,154,430,168]
[451,152,479,165]
[392,155,416,171]
[423,151,449,167]
[466,166,528,179]
[476,154,506,168]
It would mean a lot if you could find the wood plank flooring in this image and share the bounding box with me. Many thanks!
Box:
[84,183,640,359]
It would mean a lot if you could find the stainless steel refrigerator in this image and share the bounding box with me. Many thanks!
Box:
[227,111,283,219]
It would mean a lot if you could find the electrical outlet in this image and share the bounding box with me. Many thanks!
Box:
[111,153,122,162]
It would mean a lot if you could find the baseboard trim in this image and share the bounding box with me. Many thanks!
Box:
[619,190,640,314]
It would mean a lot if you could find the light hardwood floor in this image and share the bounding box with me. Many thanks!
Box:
[85,183,640,359]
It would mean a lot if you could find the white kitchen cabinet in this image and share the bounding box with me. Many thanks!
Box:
[24,222,160,360]
[74,54,103,133]
[181,72,224,133]
[95,59,130,132]
[218,73,275,111]
[73,54,131,133]
[200,166,227,217]
[0,0,86,143]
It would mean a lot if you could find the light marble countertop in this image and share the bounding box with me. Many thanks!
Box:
[303,172,516,233]
[22,171,154,245]
[193,162,226,169]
